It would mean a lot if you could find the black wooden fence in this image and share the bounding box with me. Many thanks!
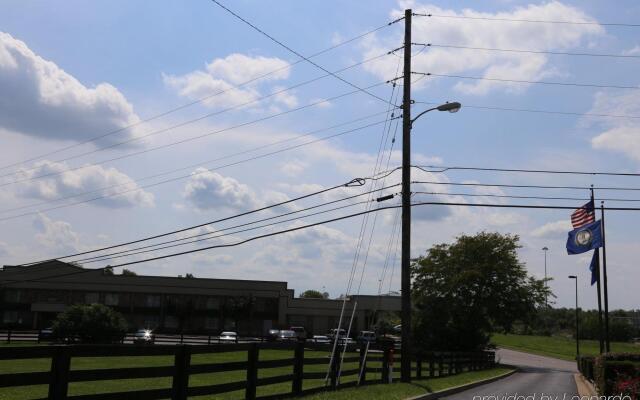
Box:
[0,342,495,400]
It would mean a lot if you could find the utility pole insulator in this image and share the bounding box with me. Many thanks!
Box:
[376,194,394,203]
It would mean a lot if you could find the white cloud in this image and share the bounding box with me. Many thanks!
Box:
[588,90,640,161]
[280,159,309,177]
[622,45,640,56]
[14,160,154,208]
[182,169,293,212]
[532,220,572,238]
[32,214,80,253]
[362,1,603,95]
[163,53,295,110]
[0,32,140,145]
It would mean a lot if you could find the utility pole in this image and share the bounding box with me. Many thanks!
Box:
[542,247,549,307]
[400,8,412,383]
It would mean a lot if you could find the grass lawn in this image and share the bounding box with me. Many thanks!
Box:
[298,367,514,400]
[492,333,640,361]
[0,344,511,400]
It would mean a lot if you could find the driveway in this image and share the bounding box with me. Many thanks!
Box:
[441,348,577,399]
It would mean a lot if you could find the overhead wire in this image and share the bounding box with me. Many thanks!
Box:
[413,43,640,59]
[0,117,400,222]
[412,72,640,90]
[71,183,402,265]
[411,179,640,192]
[210,0,395,105]
[415,164,640,177]
[0,20,396,173]
[412,13,640,27]
[412,101,640,120]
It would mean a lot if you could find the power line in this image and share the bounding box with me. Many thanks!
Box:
[413,43,640,59]
[412,190,640,203]
[2,80,391,188]
[7,199,640,287]
[412,101,640,120]
[412,180,640,192]
[1,110,391,216]
[413,72,640,90]
[415,165,640,177]
[0,118,399,222]
[72,183,401,264]
[0,21,394,173]
[3,53,394,183]
[20,172,389,265]
[412,13,640,27]
[210,0,394,105]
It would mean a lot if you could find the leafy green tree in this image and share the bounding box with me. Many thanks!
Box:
[299,290,326,299]
[121,269,137,276]
[412,232,549,351]
[52,304,128,343]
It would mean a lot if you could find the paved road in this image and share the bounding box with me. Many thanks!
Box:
[442,348,577,400]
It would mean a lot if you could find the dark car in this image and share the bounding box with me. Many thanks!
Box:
[277,330,297,341]
[38,327,55,342]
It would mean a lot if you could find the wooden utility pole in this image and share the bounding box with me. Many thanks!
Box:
[400,8,412,383]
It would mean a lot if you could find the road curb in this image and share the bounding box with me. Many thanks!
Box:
[406,366,519,400]
[574,373,597,397]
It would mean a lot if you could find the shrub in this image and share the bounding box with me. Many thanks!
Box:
[52,303,128,343]
[593,354,640,396]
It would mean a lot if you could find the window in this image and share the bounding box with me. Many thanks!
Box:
[3,290,22,303]
[85,292,99,304]
[2,311,17,324]
[145,295,161,308]
[104,293,119,306]
[164,316,178,329]
[205,297,220,310]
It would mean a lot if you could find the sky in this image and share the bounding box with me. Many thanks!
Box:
[1,0,639,310]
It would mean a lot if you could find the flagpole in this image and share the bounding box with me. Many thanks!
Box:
[600,201,610,353]
[591,187,604,354]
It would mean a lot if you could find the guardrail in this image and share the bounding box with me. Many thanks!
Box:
[0,342,495,400]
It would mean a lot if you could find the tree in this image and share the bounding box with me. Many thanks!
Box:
[299,290,327,299]
[103,267,114,276]
[412,232,549,351]
[121,269,137,276]
[52,304,128,343]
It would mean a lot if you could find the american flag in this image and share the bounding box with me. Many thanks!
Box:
[571,200,595,229]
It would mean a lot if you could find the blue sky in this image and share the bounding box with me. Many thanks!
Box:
[1,0,640,310]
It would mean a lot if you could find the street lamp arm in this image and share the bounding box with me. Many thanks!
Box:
[410,102,462,128]
[410,107,438,127]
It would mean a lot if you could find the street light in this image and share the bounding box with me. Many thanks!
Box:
[410,102,462,127]
[542,246,549,307]
[401,100,462,382]
[568,275,580,359]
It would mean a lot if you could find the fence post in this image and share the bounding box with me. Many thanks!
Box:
[330,345,339,390]
[6,328,11,344]
[438,354,443,376]
[246,343,259,400]
[358,345,367,384]
[207,335,211,345]
[429,354,435,377]
[48,346,71,400]
[292,342,304,395]
[171,345,191,400]
[381,346,390,384]
[416,356,422,379]
[448,354,454,375]
[180,332,184,344]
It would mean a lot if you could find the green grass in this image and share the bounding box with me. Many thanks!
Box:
[0,345,512,400]
[492,333,640,361]
[298,367,514,400]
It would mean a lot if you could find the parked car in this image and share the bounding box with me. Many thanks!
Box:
[308,335,331,344]
[38,327,55,342]
[289,326,307,341]
[277,330,297,341]
[133,329,155,345]
[219,331,238,342]
[357,331,377,343]
[266,329,280,341]
[328,328,347,340]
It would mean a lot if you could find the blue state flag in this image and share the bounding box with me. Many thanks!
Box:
[566,219,602,255]
[589,249,599,286]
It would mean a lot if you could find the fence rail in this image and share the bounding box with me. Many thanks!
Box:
[0,342,495,400]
